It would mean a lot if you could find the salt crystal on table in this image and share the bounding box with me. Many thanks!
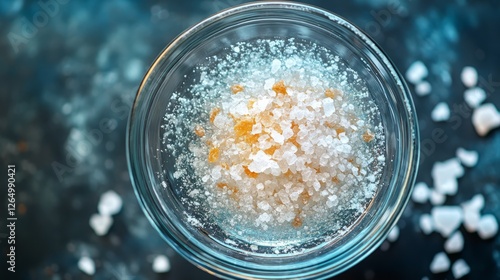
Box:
[462,194,484,212]
[430,252,450,273]
[412,182,430,203]
[78,256,95,275]
[98,190,123,216]
[432,158,464,195]
[415,81,431,96]
[462,195,482,233]
[430,190,446,205]
[89,213,113,236]
[152,255,171,273]
[431,206,463,237]
[452,259,470,279]
[477,214,498,239]
[461,66,478,88]
[387,225,399,242]
[472,103,500,136]
[405,61,428,84]
[431,102,450,122]
[444,231,464,254]
[456,148,479,167]
[420,214,434,235]
[464,87,486,108]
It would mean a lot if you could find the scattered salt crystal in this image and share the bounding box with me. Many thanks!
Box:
[420,214,434,235]
[152,255,171,273]
[387,225,399,242]
[452,259,470,279]
[431,206,463,237]
[430,190,446,205]
[477,214,498,239]
[444,231,464,254]
[463,194,485,212]
[432,158,464,196]
[89,213,113,236]
[271,59,282,74]
[456,148,478,167]
[431,102,450,122]
[430,252,450,274]
[270,130,285,145]
[462,195,483,233]
[464,87,486,108]
[78,256,95,275]
[472,103,500,136]
[415,81,432,96]
[322,98,335,117]
[405,61,428,84]
[461,66,478,88]
[98,190,123,216]
[412,182,430,204]
[264,78,275,90]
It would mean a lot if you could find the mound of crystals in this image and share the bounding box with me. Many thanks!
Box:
[162,39,386,245]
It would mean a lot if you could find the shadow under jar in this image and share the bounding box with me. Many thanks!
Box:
[127,2,419,279]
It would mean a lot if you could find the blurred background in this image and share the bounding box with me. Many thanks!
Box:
[1,0,500,279]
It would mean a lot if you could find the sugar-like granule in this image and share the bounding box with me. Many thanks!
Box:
[444,231,464,254]
[89,213,113,236]
[456,148,479,167]
[431,102,450,122]
[452,259,470,279]
[405,61,428,84]
[162,39,386,250]
[431,206,463,237]
[78,256,95,276]
[420,214,434,235]
[152,255,171,273]
[472,103,500,136]
[460,66,478,88]
[430,252,450,274]
[464,87,486,108]
[412,182,430,204]
[477,214,498,239]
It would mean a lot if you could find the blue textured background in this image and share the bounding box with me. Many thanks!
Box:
[1,0,500,279]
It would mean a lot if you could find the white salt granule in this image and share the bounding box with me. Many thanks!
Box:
[322,98,335,116]
[444,231,464,254]
[89,213,113,236]
[456,148,478,167]
[415,81,432,96]
[431,102,450,122]
[461,66,478,88]
[464,87,486,108]
[432,158,464,196]
[431,206,463,237]
[98,190,123,216]
[412,182,430,204]
[472,103,500,136]
[152,255,171,273]
[271,59,282,74]
[430,190,446,205]
[420,214,434,235]
[78,256,95,275]
[452,259,470,279]
[430,252,450,274]
[387,225,399,242]
[477,214,498,239]
[406,61,428,84]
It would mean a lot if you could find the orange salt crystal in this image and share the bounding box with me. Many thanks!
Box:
[234,117,254,137]
[208,147,219,163]
[220,162,230,170]
[300,191,311,204]
[363,129,375,142]
[292,215,303,228]
[194,125,205,137]
[272,80,287,95]
[247,99,256,109]
[210,107,221,123]
[332,176,340,184]
[243,165,259,178]
[217,182,227,189]
[231,84,244,94]
[325,88,341,98]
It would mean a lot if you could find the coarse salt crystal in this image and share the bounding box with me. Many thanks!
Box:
[456,148,478,167]
[405,61,428,84]
[420,214,434,235]
[430,252,450,274]
[452,259,470,279]
[152,255,171,273]
[477,214,498,239]
[89,213,113,236]
[444,231,464,254]
[98,190,123,216]
[461,66,478,88]
[464,87,486,108]
[412,182,430,204]
[415,81,432,96]
[322,98,335,117]
[432,158,464,196]
[78,256,95,275]
[430,190,446,205]
[387,225,399,242]
[431,206,463,237]
[271,59,282,74]
[472,103,500,136]
[431,102,450,122]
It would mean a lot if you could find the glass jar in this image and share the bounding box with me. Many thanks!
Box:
[127,1,419,279]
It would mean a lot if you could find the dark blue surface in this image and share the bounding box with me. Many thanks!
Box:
[1,0,500,279]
